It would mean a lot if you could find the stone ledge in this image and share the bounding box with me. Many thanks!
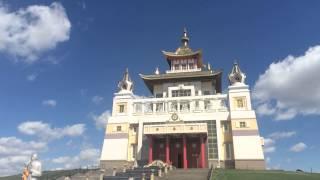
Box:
[100,160,133,170]
[235,159,265,170]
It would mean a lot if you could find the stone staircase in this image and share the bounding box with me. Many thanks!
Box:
[55,167,210,180]
[57,169,113,180]
[157,168,210,180]
[103,166,160,180]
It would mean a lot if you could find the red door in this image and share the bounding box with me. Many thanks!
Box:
[188,137,200,168]
[153,137,166,162]
[170,137,183,168]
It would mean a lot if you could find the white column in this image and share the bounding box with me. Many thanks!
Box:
[200,100,204,111]
[164,101,168,113]
[216,119,222,167]
[137,120,144,160]
[152,103,156,113]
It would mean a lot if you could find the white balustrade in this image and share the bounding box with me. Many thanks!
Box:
[131,95,228,116]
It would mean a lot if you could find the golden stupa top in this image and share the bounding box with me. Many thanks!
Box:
[162,28,202,58]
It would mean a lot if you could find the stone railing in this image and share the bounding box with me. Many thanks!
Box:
[166,68,202,74]
[132,94,228,116]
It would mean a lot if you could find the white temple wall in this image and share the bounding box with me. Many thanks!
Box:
[232,136,264,159]
[100,138,129,160]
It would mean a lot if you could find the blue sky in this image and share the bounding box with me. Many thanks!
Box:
[0,0,320,175]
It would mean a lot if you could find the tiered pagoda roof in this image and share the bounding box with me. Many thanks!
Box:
[140,29,222,94]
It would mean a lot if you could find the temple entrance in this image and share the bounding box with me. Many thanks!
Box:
[148,134,207,169]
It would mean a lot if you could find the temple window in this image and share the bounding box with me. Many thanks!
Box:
[189,63,194,69]
[170,102,178,111]
[172,90,178,97]
[203,91,210,95]
[119,105,124,113]
[240,121,247,128]
[156,103,164,112]
[134,103,142,113]
[172,89,191,97]
[182,63,187,70]
[174,64,180,70]
[237,99,244,108]
[155,93,163,98]
[195,100,200,110]
[145,103,153,113]
[234,97,246,109]
[116,126,122,132]
[204,100,211,110]
[180,101,190,112]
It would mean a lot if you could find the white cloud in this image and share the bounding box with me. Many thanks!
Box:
[26,73,37,81]
[264,138,276,153]
[256,103,276,116]
[18,121,86,141]
[0,136,47,176]
[79,148,100,161]
[91,110,111,130]
[52,156,69,164]
[264,138,275,147]
[0,2,71,63]
[42,99,57,107]
[290,142,307,152]
[51,147,100,169]
[264,146,276,153]
[92,95,104,104]
[0,137,46,156]
[268,131,296,140]
[63,124,86,137]
[253,45,320,120]
[270,164,281,170]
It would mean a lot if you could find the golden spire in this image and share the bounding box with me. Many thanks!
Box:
[181,27,189,47]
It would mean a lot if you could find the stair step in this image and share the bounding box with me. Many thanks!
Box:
[158,168,210,180]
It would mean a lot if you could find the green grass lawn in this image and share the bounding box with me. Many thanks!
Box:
[212,169,320,180]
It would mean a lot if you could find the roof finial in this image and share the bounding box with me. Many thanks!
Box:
[124,68,130,81]
[183,27,187,37]
[154,67,160,75]
[181,27,189,47]
[228,61,246,85]
[118,68,133,92]
[233,59,238,65]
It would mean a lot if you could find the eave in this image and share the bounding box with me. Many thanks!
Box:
[140,70,222,94]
